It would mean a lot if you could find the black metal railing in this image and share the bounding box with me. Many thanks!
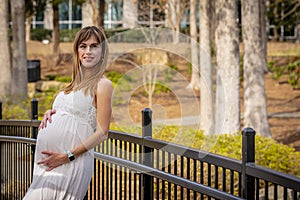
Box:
[0,101,300,199]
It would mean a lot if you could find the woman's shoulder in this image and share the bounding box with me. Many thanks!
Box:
[96,77,113,94]
[98,77,112,87]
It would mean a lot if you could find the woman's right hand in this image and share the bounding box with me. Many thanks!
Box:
[39,109,56,129]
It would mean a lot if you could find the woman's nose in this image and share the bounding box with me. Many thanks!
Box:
[86,46,91,52]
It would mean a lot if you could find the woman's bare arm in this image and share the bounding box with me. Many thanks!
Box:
[72,78,113,157]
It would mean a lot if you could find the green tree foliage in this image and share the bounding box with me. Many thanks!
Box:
[25,0,46,18]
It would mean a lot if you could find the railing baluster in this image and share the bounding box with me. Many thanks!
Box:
[125,141,128,200]
[97,159,100,200]
[162,150,165,199]
[208,163,211,187]
[180,156,184,199]
[274,183,278,200]
[134,143,137,200]
[208,163,211,200]
[0,101,2,119]
[238,172,242,197]
[292,189,297,200]
[200,161,204,199]
[193,159,197,200]
[168,152,171,199]
[114,140,118,200]
[102,142,105,200]
[265,180,269,200]
[129,142,132,200]
[139,143,142,200]
[283,187,288,200]
[255,178,259,199]
[187,157,190,200]
[222,167,226,192]
[174,154,178,200]
[156,149,159,199]
[215,165,219,189]
[119,140,122,200]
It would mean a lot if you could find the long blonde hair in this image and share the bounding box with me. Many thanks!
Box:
[64,26,109,96]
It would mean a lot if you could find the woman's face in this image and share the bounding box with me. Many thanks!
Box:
[78,35,102,69]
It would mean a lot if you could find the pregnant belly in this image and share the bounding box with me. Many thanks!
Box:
[36,114,80,152]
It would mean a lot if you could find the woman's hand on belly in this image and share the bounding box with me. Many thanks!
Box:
[39,109,56,129]
[37,150,69,171]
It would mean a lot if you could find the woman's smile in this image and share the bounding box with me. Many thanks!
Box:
[78,35,102,68]
[84,56,94,62]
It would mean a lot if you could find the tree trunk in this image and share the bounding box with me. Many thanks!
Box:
[123,0,138,28]
[296,24,300,43]
[0,0,12,100]
[44,0,53,30]
[99,0,105,27]
[215,0,240,134]
[260,0,268,73]
[187,0,200,91]
[200,0,214,135]
[166,0,178,43]
[91,0,99,27]
[242,0,271,137]
[11,0,27,101]
[26,15,32,42]
[165,0,189,44]
[52,2,60,67]
[210,0,217,50]
[82,0,99,27]
[272,2,279,41]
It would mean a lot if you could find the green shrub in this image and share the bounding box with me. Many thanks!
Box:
[55,76,72,83]
[31,28,52,41]
[154,82,171,94]
[268,60,300,89]
[105,70,133,92]
[163,64,178,81]
[255,135,300,177]
[107,28,146,43]
[2,100,30,119]
[105,71,123,84]
[60,28,81,42]
[2,90,59,120]
[105,28,130,39]
[45,74,57,81]
[207,133,300,177]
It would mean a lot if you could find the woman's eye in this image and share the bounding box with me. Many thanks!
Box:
[79,45,86,49]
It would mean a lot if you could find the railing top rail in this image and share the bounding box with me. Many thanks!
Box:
[246,163,300,191]
[0,135,36,145]
[0,119,40,127]
[94,152,244,200]
[108,130,143,145]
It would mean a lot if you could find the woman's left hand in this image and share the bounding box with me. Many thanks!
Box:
[37,151,69,171]
[39,109,56,129]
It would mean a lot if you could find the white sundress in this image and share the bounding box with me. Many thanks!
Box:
[23,90,97,200]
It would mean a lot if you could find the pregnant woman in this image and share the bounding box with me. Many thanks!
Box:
[23,26,113,200]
